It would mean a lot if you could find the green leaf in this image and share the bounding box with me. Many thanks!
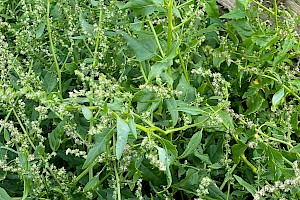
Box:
[205,0,219,17]
[48,121,64,151]
[291,113,298,130]
[120,32,155,61]
[230,19,254,39]
[83,129,112,169]
[156,138,177,190]
[174,106,205,116]
[90,0,99,6]
[165,97,178,127]
[237,0,252,8]
[128,117,137,139]
[272,88,285,107]
[116,117,130,160]
[148,41,179,81]
[122,0,163,15]
[36,22,45,38]
[245,94,264,115]
[221,7,246,19]
[43,72,57,94]
[267,146,284,179]
[233,175,256,196]
[178,129,203,159]
[83,174,99,192]
[232,143,247,164]
[208,184,227,200]
[82,107,93,120]
[290,144,300,153]
[252,34,278,50]
[79,13,94,36]
[148,61,171,81]
[158,138,178,165]
[281,37,296,53]
[208,140,223,163]
[0,187,12,200]
[194,152,212,165]
[218,110,234,130]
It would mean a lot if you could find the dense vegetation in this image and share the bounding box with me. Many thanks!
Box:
[0,0,299,199]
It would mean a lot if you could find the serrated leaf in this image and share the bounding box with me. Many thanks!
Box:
[43,72,57,94]
[83,129,112,169]
[36,22,45,38]
[0,187,12,200]
[178,129,203,159]
[128,117,137,139]
[116,117,130,160]
[82,107,93,120]
[272,88,285,106]
[48,121,64,151]
[234,175,256,196]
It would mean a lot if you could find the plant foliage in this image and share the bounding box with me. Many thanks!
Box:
[0,0,300,199]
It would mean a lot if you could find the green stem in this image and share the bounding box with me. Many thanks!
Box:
[139,62,148,82]
[13,109,36,150]
[241,154,257,174]
[273,0,278,31]
[147,16,165,57]
[93,9,103,67]
[178,51,189,83]
[256,128,293,148]
[173,10,198,30]
[166,117,209,134]
[167,0,173,52]
[253,1,275,15]
[220,164,237,190]
[177,0,193,9]
[262,74,300,102]
[0,109,13,133]
[47,0,62,101]
[113,133,121,200]
[73,162,97,186]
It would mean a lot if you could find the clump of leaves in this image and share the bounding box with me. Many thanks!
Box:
[0,0,300,199]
